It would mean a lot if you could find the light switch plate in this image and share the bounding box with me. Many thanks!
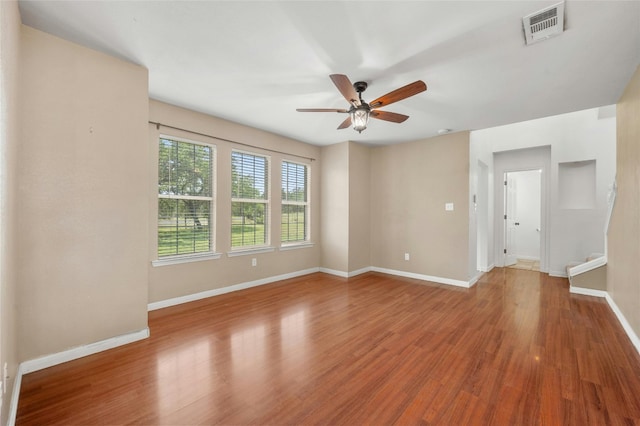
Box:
[445,203,454,211]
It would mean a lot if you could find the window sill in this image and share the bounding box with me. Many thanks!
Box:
[152,252,222,267]
[227,246,275,257]
[280,242,315,251]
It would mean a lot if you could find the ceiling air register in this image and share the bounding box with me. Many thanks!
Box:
[523,1,565,45]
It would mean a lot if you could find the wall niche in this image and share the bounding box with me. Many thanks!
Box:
[558,160,596,209]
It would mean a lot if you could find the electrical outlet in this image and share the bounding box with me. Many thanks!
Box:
[404,253,410,261]
[251,258,257,267]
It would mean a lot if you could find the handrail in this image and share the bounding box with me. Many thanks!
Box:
[568,255,606,277]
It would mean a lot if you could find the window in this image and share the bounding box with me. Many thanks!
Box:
[281,161,309,243]
[158,137,214,258]
[231,151,270,248]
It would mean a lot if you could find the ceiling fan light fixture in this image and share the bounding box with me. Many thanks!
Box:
[296,74,427,134]
[351,106,370,133]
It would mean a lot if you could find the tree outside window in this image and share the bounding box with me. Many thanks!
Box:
[158,137,214,257]
[281,161,309,243]
[231,151,269,248]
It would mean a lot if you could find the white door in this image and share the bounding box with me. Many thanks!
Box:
[504,173,518,266]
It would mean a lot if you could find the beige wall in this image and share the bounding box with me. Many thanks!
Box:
[18,27,149,361]
[319,141,371,275]
[608,65,640,338]
[0,0,21,422]
[320,142,349,273]
[348,142,371,272]
[148,100,321,303]
[370,132,471,281]
[572,265,607,291]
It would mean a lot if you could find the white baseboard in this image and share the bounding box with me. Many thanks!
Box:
[318,267,372,278]
[605,293,640,356]
[569,286,607,298]
[8,327,149,426]
[568,286,640,357]
[319,266,474,288]
[20,328,150,375]
[148,267,320,311]
[7,364,24,426]
[370,267,474,288]
[347,267,373,277]
[479,264,495,273]
[318,267,348,278]
[549,270,568,278]
[468,272,483,287]
[151,265,463,312]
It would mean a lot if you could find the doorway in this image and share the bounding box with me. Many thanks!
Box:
[504,169,542,270]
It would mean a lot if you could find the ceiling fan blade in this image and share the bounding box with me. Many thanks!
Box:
[370,110,409,123]
[337,116,352,129]
[369,80,427,109]
[297,108,349,113]
[330,74,360,106]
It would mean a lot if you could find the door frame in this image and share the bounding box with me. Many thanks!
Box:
[476,160,489,272]
[493,146,550,273]
[503,171,518,266]
[503,169,543,267]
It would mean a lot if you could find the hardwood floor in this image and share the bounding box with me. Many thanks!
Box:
[16,269,640,425]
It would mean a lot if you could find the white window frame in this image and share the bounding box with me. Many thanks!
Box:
[281,160,311,246]
[230,149,271,251]
[153,135,219,266]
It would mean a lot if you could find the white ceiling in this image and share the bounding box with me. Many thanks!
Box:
[18,1,640,146]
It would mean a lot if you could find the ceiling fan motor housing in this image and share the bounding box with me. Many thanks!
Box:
[353,81,368,93]
[296,74,427,133]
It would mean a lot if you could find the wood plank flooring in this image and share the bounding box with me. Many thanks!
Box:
[16,269,640,425]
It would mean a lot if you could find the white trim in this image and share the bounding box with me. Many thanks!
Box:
[318,266,373,278]
[478,264,495,273]
[160,133,216,148]
[148,267,320,311]
[320,266,375,278]
[232,197,269,204]
[279,242,314,251]
[548,270,568,278]
[158,194,212,201]
[371,267,474,288]
[605,293,640,356]
[566,287,640,357]
[7,327,149,425]
[20,328,150,375]
[567,256,606,277]
[152,252,222,267]
[348,267,372,277]
[226,246,275,257]
[318,267,348,278]
[7,364,24,426]
[468,272,483,287]
[569,286,607,298]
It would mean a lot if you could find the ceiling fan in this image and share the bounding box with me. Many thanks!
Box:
[297,74,427,133]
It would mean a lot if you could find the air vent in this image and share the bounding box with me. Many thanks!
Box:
[523,1,565,45]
